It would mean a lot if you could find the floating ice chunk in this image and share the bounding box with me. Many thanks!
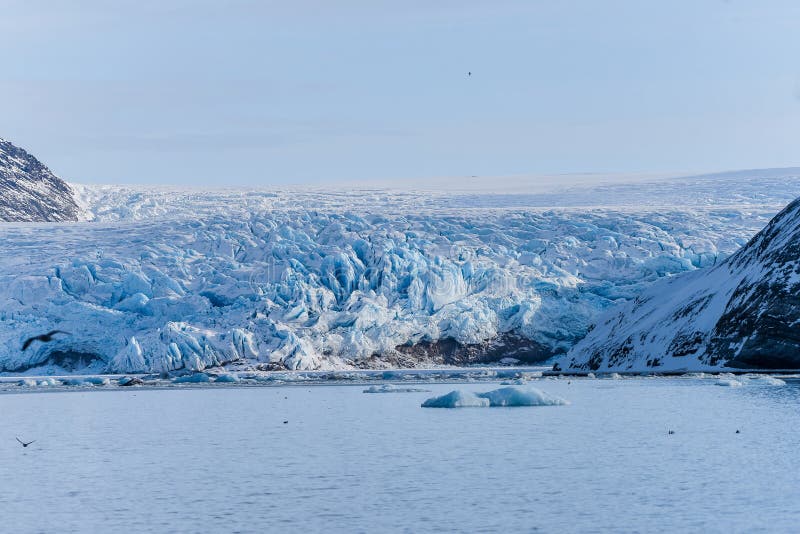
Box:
[18,379,37,387]
[609,373,622,380]
[214,373,240,383]
[715,378,743,387]
[476,386,569,407]
[381,371,407,380]
[422,386,568,408]
[499,379,526,385]
[173,372,212,384]
[85,376,110,386]
[421,390,490,408]
[61,377,110,386]
[37,378,59,387]
[62,378,89,386]
[749,376,786,386]
[363,384,429,393]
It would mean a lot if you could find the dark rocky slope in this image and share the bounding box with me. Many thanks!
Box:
[556,196,800,372]
[0,138,81,222]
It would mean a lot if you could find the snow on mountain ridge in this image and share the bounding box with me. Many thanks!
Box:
[0,138,81,222]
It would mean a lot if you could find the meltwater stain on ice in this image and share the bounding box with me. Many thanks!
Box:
[421,386,568,408]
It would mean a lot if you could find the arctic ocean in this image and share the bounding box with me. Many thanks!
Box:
[2,374,798,533]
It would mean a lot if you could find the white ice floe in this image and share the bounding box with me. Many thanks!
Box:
[421,386,568,408]
[173,373,212,384]
[715,378,744,387]
[421,390,491,408]
[363,384,429,393]
[499,379,527,385]
[748,376,786,386]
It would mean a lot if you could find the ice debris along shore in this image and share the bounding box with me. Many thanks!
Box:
[2,169,800,375]
[3,369,791,393]
[422,386,569,408]
[363,384,430,393]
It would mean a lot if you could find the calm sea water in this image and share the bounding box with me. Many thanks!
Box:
[1,377,799,533]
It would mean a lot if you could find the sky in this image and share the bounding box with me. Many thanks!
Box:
[1,0,799,186]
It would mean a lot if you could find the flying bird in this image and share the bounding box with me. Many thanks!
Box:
[16,437,35,448]
[21,330,71,351]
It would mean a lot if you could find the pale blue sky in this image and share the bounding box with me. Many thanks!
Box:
[2,0,799,185]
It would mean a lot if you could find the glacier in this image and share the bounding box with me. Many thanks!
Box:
[2,169,800,374]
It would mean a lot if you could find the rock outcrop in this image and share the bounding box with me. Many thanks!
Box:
[0,137,81,222]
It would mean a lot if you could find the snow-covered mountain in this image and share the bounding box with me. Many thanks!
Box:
[2,169,800,375]
[555,195,800,373]
[0,138,80,222]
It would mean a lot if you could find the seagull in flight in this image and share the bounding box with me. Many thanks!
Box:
[16,437,35,448]
[21,330,71,351]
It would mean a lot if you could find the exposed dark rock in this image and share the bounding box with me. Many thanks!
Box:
[353,333,559,368]
[0,137,81,222]
[119,377,144,386]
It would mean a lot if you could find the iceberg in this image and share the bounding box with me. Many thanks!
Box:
[422,386,568,408]
[173,373,212,384]
[421,390,491,408]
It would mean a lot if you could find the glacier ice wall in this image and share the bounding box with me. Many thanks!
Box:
[1,172,799,374]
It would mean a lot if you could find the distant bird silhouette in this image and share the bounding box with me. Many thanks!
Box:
[16,437,35,448]
[668,430,675,435]
[736,429,740,434]
[21,330,71,351]
[468,71,472,76]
